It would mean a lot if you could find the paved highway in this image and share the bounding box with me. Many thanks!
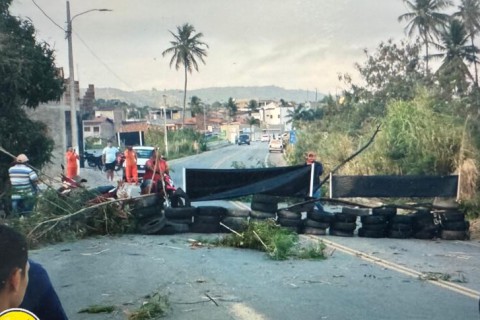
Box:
[30,142,480,319]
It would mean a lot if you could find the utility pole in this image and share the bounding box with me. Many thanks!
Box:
[66,1,77,152]
[66,1,111,159]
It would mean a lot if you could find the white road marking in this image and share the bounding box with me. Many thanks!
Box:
[229,303,268,320]
[304,235,480,300]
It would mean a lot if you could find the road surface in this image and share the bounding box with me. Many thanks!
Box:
[30,141,480,319]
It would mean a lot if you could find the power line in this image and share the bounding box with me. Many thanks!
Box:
[30,0,65,32]
[73,31,134,90]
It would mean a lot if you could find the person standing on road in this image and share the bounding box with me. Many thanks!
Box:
[65,146,79,179]
[124,145,138,184]
[0,224,30,313]
[305,151,324,212]
[8,154,39,215]
[102,141,119,182]
[140,150,169,194]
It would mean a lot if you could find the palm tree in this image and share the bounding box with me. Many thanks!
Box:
[286,103,308,128]
[162,23,208,127]
[430,19,477,93]
[189,95,203,116]
[247,99,258,115]
[398,0,453,73]
[246,117,260,140]
[225,97,237,122]
[454,0,480,86]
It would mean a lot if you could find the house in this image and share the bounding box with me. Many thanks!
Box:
[95,107,124,130]
[83,116,115,147]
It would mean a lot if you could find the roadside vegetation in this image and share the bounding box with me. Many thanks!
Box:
[2,0,480,240]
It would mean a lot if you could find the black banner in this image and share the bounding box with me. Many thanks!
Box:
[185,165,312,201]
[330,175,458,198]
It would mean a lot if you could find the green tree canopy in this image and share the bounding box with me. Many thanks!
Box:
[0,0,64,191]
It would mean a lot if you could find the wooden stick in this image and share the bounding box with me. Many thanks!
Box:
[204,293,219,307]
[27,197,128,239]
[319,123,381,187]
[253,230,269,251]
[219,222,243,237]
[284,124,381,211]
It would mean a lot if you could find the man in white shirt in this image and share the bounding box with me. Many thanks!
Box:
[102,141,119,181]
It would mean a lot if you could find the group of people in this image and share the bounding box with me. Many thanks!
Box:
[64,141,139,184]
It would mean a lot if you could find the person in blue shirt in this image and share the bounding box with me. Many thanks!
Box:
[20,260,68,320]
[305,151,324,212]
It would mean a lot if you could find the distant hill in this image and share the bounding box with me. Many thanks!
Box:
[90,86,324,107]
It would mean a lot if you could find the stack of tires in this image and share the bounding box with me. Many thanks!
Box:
[303,211,334,236]
[130,194,166,235]
[412,209,439,239]
[387,214,415,239]
[162,206,197,234]
[276,209,303,233]
[250,194,278,223]
[191,206,228,233]
[330,212,357,237]
[358,215,389,238]
[221,208,250,232]
[437,210,470,240]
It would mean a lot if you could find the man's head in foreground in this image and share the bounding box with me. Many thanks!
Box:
[0,225,29,312]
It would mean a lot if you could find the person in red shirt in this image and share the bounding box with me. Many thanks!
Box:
[140,150,169,194]
[65,147,79,179]
[123,146,138,184]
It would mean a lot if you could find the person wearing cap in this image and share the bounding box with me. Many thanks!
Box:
[8,154,39,214]
[65,146,79,179]
[102,141,119,182]
[123,145,138,184]
[305,151,324,212]
[0,224,30,312]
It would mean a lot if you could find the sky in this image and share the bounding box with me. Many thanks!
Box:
[8,0,461,95]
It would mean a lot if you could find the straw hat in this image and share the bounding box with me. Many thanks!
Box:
[16,154,29,163]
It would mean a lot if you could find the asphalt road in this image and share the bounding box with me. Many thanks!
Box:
[30,142,480,319]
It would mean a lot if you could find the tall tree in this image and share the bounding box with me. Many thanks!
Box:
[398,0,453,73]
[162,23,208,127]
[245,117,260,140]
[247,99,258,115]
[189,95,203,116]
[225,97,237,121]
[454,0,480,86]
[430,18,477,94]
[0,0,64,191]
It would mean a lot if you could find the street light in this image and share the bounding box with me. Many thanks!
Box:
[66,1,111,155]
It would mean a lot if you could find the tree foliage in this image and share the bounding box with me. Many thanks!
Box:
[0,0,64,191]
[162,23,208,127]
[398,0,453,72]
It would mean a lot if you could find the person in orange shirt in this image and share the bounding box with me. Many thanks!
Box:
[65,147,79,179]
[140,150,169,194]
[124,145,138,184]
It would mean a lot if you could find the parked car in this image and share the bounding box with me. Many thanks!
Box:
[238,134,251,145]
[261,134,270,142]
[269,139,284,153]
[123,146,155,181]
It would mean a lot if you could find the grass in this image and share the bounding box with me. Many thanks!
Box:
[212,219,327,261]
[128,293,170,320]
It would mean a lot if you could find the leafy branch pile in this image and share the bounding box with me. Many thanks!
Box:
[215,219,326,261]
[6,189,135,248]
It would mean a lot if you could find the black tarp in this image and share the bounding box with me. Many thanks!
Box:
[185,165,313,201]
[330,175,458,198]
